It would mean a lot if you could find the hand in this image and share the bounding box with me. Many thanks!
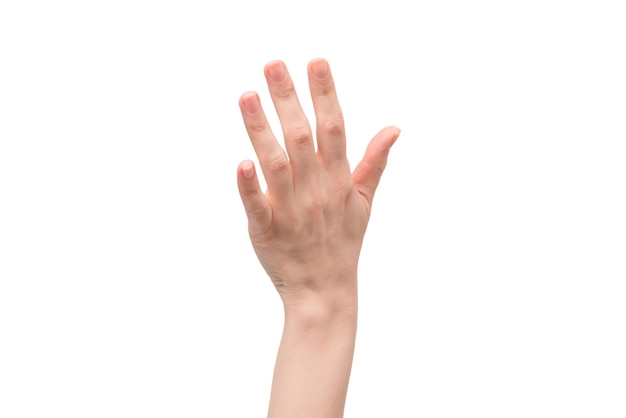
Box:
[237,58,400,313]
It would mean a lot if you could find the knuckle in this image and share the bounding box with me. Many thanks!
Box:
[274,84,296,101]
[321,115,344,136]
[246,202,265,219]
[316,80,335,97]
[241,185,258,198]
[266,154,289,173]
[248,119,267,134]
[288,126,313,146]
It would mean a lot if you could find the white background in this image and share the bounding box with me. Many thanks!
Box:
[1,1,625,417]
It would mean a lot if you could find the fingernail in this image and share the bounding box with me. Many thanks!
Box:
[242,93,260,114]
[267,61,285,83]
[311,59,329,79]
[242,161,254,179]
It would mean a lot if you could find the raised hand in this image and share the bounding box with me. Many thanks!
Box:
[237,58,400,314]
[237,57,399,417]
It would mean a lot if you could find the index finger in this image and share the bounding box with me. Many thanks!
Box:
[308,58,348,171]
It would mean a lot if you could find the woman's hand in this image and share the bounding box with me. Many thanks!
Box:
[237,58,399,418]
[236,58,400,314]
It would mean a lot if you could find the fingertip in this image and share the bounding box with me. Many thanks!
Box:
[309,57,328,65]
[369,126,401,154]
[383,125,401,137]
[237,160,264,207]
[265,60,286,83]
[265,59,285,69]
[236,160,271,230]
[240,92,260,114]
[374,126,401,148]
[239,91,255,102]
[239,160,255,180]
[308,57,330,79]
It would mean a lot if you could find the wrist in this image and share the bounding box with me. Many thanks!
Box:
[280,274,358,327]
[281,296,358,363]
[269,282,358,418]
[283,297,358,331]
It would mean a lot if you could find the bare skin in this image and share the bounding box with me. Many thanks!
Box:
[236,58,400,418]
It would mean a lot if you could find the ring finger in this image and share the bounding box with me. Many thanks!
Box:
[264,60,318,183]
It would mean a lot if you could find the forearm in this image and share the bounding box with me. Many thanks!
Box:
[237,58,398,418]
[267,295,358,418]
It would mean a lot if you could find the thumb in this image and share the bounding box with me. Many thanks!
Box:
[352,126,400,206]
